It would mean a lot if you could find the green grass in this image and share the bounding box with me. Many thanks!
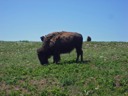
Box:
[0,41,128,96]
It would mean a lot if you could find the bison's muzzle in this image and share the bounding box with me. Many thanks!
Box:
[37,48,48,65]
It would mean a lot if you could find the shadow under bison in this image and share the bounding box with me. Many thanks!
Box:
[37,31,83,65]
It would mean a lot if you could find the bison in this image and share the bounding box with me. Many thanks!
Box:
[87,36,91,42]
[37,31,83,65]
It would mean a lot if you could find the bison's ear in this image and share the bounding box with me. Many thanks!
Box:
[40,36,44,42]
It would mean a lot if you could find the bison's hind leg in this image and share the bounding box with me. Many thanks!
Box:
[81,50,83,61]
[76,48,83,62]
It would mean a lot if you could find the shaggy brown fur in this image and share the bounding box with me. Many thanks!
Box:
[40,32,60,42]
[37,31,83,65]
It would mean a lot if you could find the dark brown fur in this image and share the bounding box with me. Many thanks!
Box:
[40,36,44,42]
[37,31,83,65]
[87,36,91,42]
[40,32,60,42]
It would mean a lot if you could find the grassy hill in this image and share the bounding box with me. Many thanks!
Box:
[0,41,128,96]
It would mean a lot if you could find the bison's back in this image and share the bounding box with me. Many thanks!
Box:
[52,32,83,53]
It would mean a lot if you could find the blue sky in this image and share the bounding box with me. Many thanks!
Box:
[0,0,128,41]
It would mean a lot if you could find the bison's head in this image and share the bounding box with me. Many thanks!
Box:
[37,48,49,65]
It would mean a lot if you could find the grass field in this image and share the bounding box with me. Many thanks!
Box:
[0,41,128,96]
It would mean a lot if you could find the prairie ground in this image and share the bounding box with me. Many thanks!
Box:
[0,41,128,96]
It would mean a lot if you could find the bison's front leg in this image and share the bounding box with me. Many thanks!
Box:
[53,53,60,64]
